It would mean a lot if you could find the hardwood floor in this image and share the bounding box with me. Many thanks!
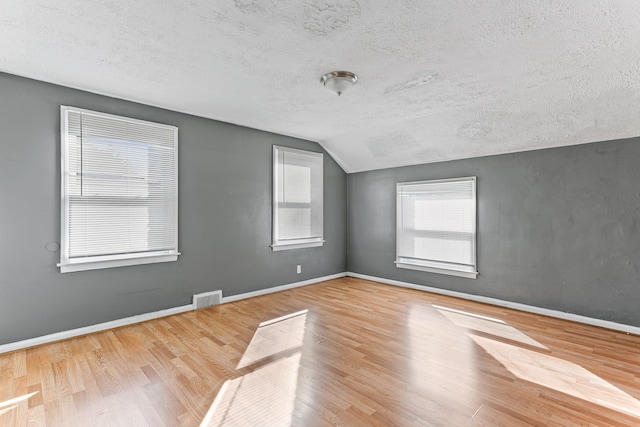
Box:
[2,277,640,426]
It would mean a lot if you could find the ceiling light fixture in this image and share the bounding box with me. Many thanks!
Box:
[320,71,358,96]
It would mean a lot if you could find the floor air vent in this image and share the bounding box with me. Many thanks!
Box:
[193,290,222,309]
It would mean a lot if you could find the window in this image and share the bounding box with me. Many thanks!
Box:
[396,177,477,278]
[272,146,323,251]
[58,106,179,273]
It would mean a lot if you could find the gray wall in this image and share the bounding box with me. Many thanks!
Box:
[348,139,640,326]
[0,73,347,344]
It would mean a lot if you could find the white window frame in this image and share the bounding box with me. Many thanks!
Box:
[395,176,478,279]
[272,145,324,251]
[58,106,180,273]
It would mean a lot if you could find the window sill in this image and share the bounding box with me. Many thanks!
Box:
[271,241,325,251]
[395,261,478,279]
[58,252,180,273]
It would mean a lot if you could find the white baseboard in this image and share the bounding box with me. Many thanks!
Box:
[13,270,629,354]
[0,304,194,354]
[221,272,347,303]
[347,272,640,336]
[0,272,348,354]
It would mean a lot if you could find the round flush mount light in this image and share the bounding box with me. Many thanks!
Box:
[320,71,358,96]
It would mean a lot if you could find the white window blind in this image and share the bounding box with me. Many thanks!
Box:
[59,106,179,273]
[396,177,477,279]
[272,146,324,251]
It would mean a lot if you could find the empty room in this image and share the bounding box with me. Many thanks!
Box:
[2,1,640,426]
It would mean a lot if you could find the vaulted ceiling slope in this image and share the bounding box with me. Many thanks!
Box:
[3,1,640,172]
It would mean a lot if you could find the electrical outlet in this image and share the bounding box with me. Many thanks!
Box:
[296,265,301,274]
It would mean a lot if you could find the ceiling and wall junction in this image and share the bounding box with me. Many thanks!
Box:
[2,1,640,172]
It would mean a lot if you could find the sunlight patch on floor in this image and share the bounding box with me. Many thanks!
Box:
[0,391,38,409]
[434,305,547,349]
[200,353,302,427]
[432,305,506,324]
[201,310,309,426]
[236,310,308,369]
[469,333,640,418]
[0,406,17,416]
[408,308,479,400]
[0,391,39,416]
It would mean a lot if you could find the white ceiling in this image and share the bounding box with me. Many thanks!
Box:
[3,1,640,172]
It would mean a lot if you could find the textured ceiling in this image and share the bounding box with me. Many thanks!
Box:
[3,1,640,172]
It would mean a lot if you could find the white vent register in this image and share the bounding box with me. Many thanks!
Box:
[193,291,222,309]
